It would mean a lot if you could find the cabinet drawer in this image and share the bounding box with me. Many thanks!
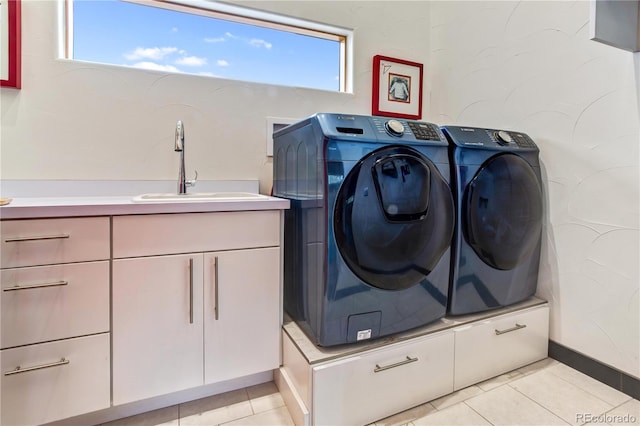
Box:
[1,261,110,348]
[1,217,110,268]
[113,211,280,258]
[312,332,454,426]
[454,305,549,390]
[1,333,111,425]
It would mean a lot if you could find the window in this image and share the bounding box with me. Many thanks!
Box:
[65,0,351,92]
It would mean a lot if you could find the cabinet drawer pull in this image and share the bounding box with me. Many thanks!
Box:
[4,358,70,376]
[3,280,69,292]
[188,258,194,324]
[213,256,219,320]
[374,356,418,373]
[495,323,527,335]
[4,234,70,243]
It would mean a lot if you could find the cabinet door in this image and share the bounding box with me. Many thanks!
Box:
[112,254,204,405]
[204,247,281,384]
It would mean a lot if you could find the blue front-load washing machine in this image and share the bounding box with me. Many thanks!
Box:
[442,126,543,315]
[274,113,455,346]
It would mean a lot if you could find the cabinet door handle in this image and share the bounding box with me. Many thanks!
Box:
[3,280,68,292]
[188,258,194,324]
[4,358,70,376]
[495,323,527,335]
[213,256,219,320]
[374,356,418,373]
[4,234,70,243]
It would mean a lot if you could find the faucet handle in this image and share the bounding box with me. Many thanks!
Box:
[186,170,198,188]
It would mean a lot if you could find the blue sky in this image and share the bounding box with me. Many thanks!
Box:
[72,0,341,90]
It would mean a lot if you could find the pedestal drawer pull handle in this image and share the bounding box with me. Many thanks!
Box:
[3,281,69,292]
[4,358,70,376]
[495,323,527,335]
[374,356,418,373]
[4,234,70,243]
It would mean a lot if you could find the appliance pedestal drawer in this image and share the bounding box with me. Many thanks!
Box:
[313,331,454,426]
[453,304,549,390]
[279,298,549,425]
[1,333,111,425]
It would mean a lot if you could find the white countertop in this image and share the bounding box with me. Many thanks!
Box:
[0,180,289,219]
[0,195,290,219]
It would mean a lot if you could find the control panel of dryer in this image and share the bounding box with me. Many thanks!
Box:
[442,126,538,151]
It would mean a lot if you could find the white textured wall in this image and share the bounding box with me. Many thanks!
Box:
[0,1,430,194]
[429,1,640,378]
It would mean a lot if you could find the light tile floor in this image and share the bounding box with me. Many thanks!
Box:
[101,359,640,426]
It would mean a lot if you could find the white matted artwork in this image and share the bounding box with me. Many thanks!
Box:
[372,55,423,120]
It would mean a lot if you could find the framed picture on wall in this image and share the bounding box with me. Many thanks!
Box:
[1,0,21,89]
[372,55,422,120]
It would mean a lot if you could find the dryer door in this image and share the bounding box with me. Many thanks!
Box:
[464,153,542,270]
[334,146,454,291]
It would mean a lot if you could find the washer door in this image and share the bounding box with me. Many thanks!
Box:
[464,153,542,270]
[334,146,454,291]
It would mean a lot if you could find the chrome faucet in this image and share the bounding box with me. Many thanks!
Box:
[174,120,197,194]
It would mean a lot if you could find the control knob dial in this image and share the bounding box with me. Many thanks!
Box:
[496,130,514,145]
[385,119,405,137]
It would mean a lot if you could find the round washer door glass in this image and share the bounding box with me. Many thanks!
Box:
[334,146,454,291]
[464,153,542,270]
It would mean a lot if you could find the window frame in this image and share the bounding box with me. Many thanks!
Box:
[62,0,353,92]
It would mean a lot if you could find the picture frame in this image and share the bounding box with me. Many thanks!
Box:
[1,0,22,89]
[372,55,423,120]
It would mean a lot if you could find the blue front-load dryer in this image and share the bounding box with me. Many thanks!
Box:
[442,126,543,315]
[274,113,454,346]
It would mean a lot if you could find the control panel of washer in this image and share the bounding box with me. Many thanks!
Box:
[371,117,444,141]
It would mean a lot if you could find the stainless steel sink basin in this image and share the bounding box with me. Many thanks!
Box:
[132,192,268,202]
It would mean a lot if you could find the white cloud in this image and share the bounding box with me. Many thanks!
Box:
[130,62,181,72]
[171,27,178,33]
[124,47,178,61]
[216,59,229,67]
[176,56,208,66]
[204,36,226,43]
[249,38,272,49]
[205,32,272,49]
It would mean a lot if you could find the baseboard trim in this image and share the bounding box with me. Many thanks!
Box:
[548,340,639,400]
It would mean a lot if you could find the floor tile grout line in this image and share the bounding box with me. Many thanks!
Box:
[461,399,496,426]
[506,377,574,425]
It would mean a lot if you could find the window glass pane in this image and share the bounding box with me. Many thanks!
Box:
[71,0,342,91]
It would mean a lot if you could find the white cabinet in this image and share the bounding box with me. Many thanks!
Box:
[1,217,110,268]
[1,261,110,348]
[0,217,111,425]
[313,332,454,426]
[1,334,110,426]
[203,248,280,384]
[112,254,205,405]
[280,301,549,426]
[453,305,549,390]
[112,211,282,405]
